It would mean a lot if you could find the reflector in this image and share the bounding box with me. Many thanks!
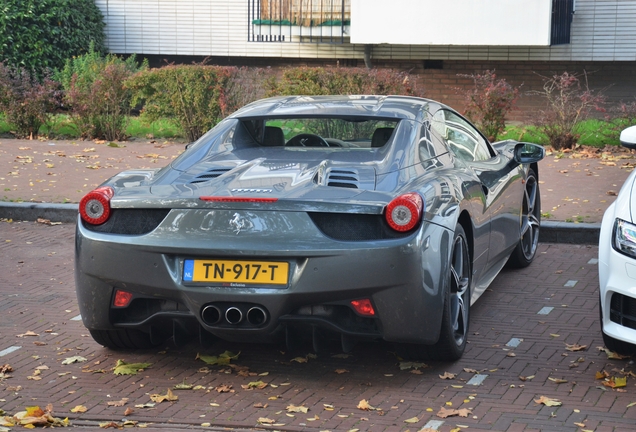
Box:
[350,299,376,316]
[79,186,114,225]
[113,289,133,307]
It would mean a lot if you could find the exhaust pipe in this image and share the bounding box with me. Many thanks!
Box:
[225,307,243,325]
[247,307,267,326]
[201,305,221,325]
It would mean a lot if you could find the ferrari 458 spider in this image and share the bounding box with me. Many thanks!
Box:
[75,95,544,360]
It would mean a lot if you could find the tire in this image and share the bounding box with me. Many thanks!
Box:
[89,329,158,350]
[507,168,540,268]
[397,224,471,361]
[599,295,636,355]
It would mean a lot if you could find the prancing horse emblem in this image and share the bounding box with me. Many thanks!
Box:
[230,213,246,235]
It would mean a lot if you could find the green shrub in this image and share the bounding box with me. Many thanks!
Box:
[459,70,519,142]
[0,62,59,138]
[127,65,266,142]
[0,0,105,74]
[58,48,147,140]
[266,67,424,97]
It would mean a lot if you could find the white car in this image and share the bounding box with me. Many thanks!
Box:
[599,125,636,355]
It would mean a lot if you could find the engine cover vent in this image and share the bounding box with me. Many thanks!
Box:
[327,169,359,189]
[190,168,232,184]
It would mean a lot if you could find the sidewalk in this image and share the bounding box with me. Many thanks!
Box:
[1,138,634,236]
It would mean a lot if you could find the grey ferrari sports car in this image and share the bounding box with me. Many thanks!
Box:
[75,95,544,361]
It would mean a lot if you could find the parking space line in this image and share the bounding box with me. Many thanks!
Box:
[0,346,22,357]
[538,306,554,315]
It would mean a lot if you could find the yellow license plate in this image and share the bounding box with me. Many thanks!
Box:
[183,259,289,285]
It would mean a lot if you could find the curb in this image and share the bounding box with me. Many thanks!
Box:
[0,202,602,245]
[0,202,78,224]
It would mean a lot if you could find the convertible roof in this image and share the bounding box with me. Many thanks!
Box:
[229,95,442,122]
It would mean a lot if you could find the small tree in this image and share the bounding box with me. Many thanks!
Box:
[532,71,605,150]
[58,47,147,140]
[0,62,59,138]
[459,70,519,142]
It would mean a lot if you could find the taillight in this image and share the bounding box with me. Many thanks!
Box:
[385,193,423,232]
[79,186,114,225]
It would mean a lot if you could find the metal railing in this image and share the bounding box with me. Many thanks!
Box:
[248,0,350,43]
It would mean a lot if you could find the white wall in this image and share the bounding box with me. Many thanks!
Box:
[95,0,636,62]
[350,0,552,46]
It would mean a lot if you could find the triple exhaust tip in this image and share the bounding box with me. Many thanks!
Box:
[201,305,267,326]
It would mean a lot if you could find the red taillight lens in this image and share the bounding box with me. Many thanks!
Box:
[385,193,423,232]
[79,186,114,225]
[351,299,376,316]
[113,289,133,307]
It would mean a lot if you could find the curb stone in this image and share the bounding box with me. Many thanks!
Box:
[0,202,601,245]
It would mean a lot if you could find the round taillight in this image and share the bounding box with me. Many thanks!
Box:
[385,193,423,232]
[79,186,114,225]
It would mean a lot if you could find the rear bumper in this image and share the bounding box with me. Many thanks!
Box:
[75,210,453,344]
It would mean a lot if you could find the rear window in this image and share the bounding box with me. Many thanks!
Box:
[243,117,400,149]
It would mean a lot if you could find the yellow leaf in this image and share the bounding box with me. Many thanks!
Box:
[357,399,375,411]
[70,405,87,413]
[241,381,268,390]
[534,396,562,407]
[149,389,178,403]
[403,416,419,423]
[439,372,456,379]
[257,417,275,424]
[548,377,568,384]
[286,404,308,413]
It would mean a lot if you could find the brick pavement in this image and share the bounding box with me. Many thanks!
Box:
[1,221,634,431]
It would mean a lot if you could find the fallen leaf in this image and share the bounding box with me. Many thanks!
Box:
[113,359,151,375]
[134,403,155,409]
[357,399,375,411]
[106,398,128,407]
[565,343,587,352]
[215,384,233,393]
[196,351,239,366]
[16,331,39,338]
[335,369,349,374]
[241,381,268,390]
[123,407,134,416]
[404,416,419,423]
[436,407,472,418]
[463,368,479,374]
[61,356,87,365]
[519,375,535,381]
[149,389,178,403]
[173,381,193,390]
[597,346,629,360]
[70,405,87,413]
[603,376,627,388]
[257,417,275,424]
[439,372,456,379]
[286,404,308,413]
[291,356,308,363]
[534,396,562,407]
[548,377,568,384]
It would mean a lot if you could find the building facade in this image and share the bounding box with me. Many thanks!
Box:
[95,0,636,119]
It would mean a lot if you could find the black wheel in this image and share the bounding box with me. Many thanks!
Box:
[397,224,471,361]
[89,329,158,350]
[599,295,636,355]
[286,133,329,147]
[507,168,540,268]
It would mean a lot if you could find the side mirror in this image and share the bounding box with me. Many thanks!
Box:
[513,143,545,164]
[620,125,636,150]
